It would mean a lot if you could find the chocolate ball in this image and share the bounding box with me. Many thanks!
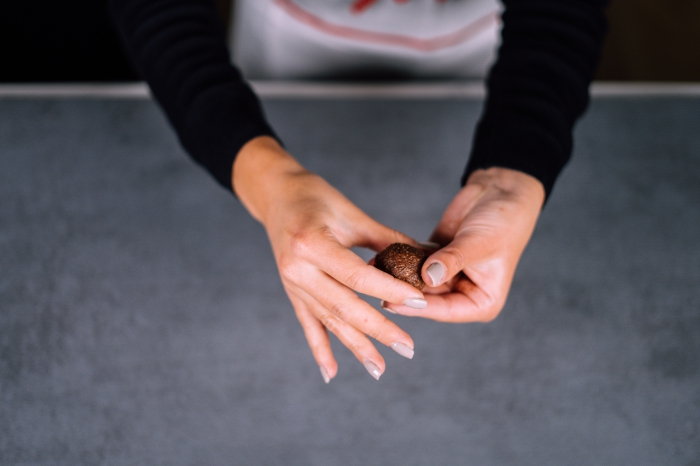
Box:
[374,243,428,290]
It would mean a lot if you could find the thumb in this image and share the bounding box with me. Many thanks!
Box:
[330,199,416,251]
[421,233,490,287]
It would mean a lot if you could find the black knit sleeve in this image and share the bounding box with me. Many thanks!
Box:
[108,0,279,192]
[462,0,608,199]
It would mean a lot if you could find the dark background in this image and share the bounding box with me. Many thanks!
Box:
[0,0,698,82]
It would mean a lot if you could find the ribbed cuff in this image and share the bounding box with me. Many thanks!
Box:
[461,108,572,201]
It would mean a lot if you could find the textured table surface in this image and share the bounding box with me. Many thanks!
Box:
[1,95,699,465]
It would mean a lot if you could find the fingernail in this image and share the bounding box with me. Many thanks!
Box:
[380,300,397,314]
[363,360,382,380]
[418,241,440,249]
[403,297,427,309]
[319,366,330,384]
[391,342,414,359]
[427,262,446,286]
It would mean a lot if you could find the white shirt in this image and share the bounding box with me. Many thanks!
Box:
[231,0,502,79]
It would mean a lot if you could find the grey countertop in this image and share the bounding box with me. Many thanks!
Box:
[1,95,699,465]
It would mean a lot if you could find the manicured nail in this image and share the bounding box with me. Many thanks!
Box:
[391,342,414,359]
[319,366,330,384]
[403,297,427,309]
[418,241,440,249]
[427,262,446,286]
[363,360,382,380]
[380,300,397,314]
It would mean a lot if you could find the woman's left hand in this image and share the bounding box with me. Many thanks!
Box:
[381,167,545,322]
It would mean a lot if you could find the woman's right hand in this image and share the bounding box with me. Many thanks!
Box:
[232,136,426,383]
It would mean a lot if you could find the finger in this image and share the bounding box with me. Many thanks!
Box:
[291,284,389,380]
[421,231,496,288]
[353,216,419,253]
[295,234,426,307]
[301,269,415,354]
[383,276,501,323]
[287,291,338,382]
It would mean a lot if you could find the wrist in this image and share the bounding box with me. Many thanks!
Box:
[466,167,545,211]
[232,136,306,224]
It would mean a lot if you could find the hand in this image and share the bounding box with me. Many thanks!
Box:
[233,137,427,382]
[382,167,545,322]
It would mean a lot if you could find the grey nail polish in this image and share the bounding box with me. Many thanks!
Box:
[403,297,427,309]
[319,366,330,384]
[391,342,414,359]
[380,300,397,314]
[427,262,446,286]
[363,360,382,380]
[418,241,440,249]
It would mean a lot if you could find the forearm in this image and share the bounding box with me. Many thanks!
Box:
[466,0,609,199]
[108,0,278,192]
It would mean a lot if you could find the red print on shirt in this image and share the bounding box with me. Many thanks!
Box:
[351,0,446,14]
[273,0,499,52]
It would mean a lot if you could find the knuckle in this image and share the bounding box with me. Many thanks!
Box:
[329,301,350,321]
[346,341,363,357]
[386,280,411,302]
[344,269,367,291]
[278,255,301,283]
[319,313,339,333]
[309,339,328,356]
[437,247,464,270]
[289,229,317,258]
[366,322,387,343]
[360,311,392,343]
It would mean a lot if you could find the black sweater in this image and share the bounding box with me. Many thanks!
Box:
[109,0,608,199]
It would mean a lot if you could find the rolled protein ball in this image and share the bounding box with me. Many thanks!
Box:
[374,243,428,291]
